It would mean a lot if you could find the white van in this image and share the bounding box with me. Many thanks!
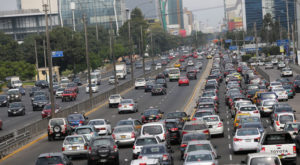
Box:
[140,122,168,142]
[89,72,101,85]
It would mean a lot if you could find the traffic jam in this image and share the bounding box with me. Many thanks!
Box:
[34,48,300,165]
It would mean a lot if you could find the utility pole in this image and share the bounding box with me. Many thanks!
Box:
[110,20,118,93]
[292,24,296,63]
[43,39,47,82]
[151,31,154,65]
[126,9,134,84]
[254,22,259,57]
[141,26,145,78]
[35,40,39,81]
[195,31,198,50]
[279,17,282,40]
[83,13,93,99]
[93,0,99,41]
[43,2,55,118]
[286,0,290,41]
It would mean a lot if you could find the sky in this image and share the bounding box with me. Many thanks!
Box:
[183,0,224,28]
[0,0,225,28]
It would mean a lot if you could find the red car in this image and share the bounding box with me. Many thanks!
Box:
[168,56,174,60]
[179,58,185,62]
[61,88,77,102]
[41,104,61,118]
[66,83,79,93]
[178,77,189,86]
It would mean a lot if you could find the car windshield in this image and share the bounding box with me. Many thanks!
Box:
[141,146,165,154]
[195,112,213,117]
[250,157,280,165]
[0,95,6,100]
[186,153,213,162]
[88,120,105,125]
[273,89,285,92]
[61,80,69,84]
[261,93,276,100]
[50,119,64,126]
[9,103,22,108]
[36,156,63,165]
[166,112,186,118]
[165,122,177,128]
[279,115,294,124]
[156,79,165,83]
[248,85,259,90]
[117,120,133,126]
[202,116,219,122]
[68,114,84,121]
[284,123,300,131]
[187,144,212,152]
[64,136,85,145]
[8,90,19,95]
[239,107,257,111]
[35,95,47,101]
[64,90,73,94]
[144,109,159,116]
[114,126,133,133]
[136,138,158,146]
[75,128,92,134]
[184,124,207,130]
[263,100,277,106]
[92,139,112,146]
[120,99,133,104]
[236,129,259,136]
[143,125,162,135]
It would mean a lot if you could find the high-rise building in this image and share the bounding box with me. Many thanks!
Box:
[167,0,183,29]
[60,0,125,30]
[17,0,59,13]
[243,0,263,31]
[124,0,159,20]
[274,0,295,30]
[183,7,193,36]
[225,0,243,31]
[262,0,275,18]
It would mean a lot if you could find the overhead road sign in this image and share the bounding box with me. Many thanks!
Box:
[52,51,64,58]
[225,39,232,43]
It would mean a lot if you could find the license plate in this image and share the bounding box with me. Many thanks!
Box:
[72,146,77,150]
[245,139,251,142]
[121,135,126,139]
[55,134,60,137]
[99,159,107,162]
[124,106,127,108]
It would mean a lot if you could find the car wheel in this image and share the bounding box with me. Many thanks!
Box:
[23,110,25,116]
[114,157,119,165]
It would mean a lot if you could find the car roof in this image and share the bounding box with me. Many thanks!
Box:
[38,152,64,157]
[186,150,213,156]
[248,153,279,158]
[187,140,211,145]
[143,122,164,126]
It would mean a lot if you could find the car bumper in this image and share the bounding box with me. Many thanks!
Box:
[209,127,224,135]
[118,108,135,112]
[115,138,135,145]
[277,95,288,100]
[8,111,23,115]
[97,130,109,135]
[233,142,259,151]
[63,150,88,156]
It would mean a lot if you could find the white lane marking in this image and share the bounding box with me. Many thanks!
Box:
[266,120,269,123]
[227,121,229,125]
[270,126,273,130]
[227,128,230,132]
[227,115,229,119]
[124,159,128,162]
[228,135,231,139]
[229,154,232,161]
[229,144,231,149]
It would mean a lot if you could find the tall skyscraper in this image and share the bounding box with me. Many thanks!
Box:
[244,0,263,31]
[167,0,183,29]
[124,0,159,20]
[274,0,295,30]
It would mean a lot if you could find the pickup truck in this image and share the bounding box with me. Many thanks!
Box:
[258,132,296,163]
[61,89,77,102]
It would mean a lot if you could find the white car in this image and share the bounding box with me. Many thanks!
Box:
[55,88,65,98]
[130,157,160,165]
[86,83,99,93]
[135,78,146,89]
[271,58,278,65]
[132,135,161,159]
[232,128,261,153]
[273,113,295,131]
[187,60,194,66]
[202,115,224,137]
[257,61,264,66]
[108,94,123,108]
[155,63,162,70]
[272,88,288,101]
[281,68,293,77]
[242,153,282,165]
[268,81,282,90]
[250,62,257,66]
[265,62,273,69]
[88,119,112,135]
[236,105,260,118]
[62,135,89,157]
[145,65,151,71]
[278,62,286,69]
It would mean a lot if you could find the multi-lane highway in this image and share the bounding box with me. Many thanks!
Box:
[0,59,156,136]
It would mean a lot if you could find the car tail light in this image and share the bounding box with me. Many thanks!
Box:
[139,163,146,165]
[118,104,122,108]
[48,125,52,134]
[254,137,260,142]
[79,120,84,124]
[248,95,251,98]
[218,122,223,127]
[112,134,116,139]
[290,90,293,93]
[162,154,168,161]
[138,155,143,159]
[133,145,135,149]
[181,144,187,148]
[156,115,160,119]
[203,130,209,134]
[131,132,135,138]
[170,128,178,131]
[113,145,118,152]
[62,147,65,151]
[99,127,106,130]
[192,118,197,121]
[84,145,88,150]
[276,121,280,126]
[254,110,259,113]
[233,138,242,141]
[293,146,296,153]
[163,133,166,139]
[261,147,265,152]
[182,131,188,135]
[62,124,67,134]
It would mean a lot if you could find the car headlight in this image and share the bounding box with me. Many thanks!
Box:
[16,95,19,98]
[8,109,11,112]
[7,96,10,99]
[3,100,6,103]
[19,108,23,111]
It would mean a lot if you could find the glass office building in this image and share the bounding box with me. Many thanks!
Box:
[168,0,184,29]
[0,9,59,41]
[244,0,263,30]
[60,0,125,30]
[274,0,295,30]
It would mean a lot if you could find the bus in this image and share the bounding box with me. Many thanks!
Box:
[168,68,180,82]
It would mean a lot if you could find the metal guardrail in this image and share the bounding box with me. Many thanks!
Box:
[0,59,171,159]
[255,66,270,82]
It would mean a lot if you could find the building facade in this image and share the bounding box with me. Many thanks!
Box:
[167,0,183,29]
[60,0,125,30]
[124,0,159,20]
[225,0,244,31]
[274,0,295,30]
[0,9,59,41]
[243,0,263,31]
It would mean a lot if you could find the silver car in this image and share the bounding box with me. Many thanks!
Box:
[132,135,161,159]
[183,140,217,160]
[118,99,138,113]
[184,150,219,165]
[62,135,89,157]
[145,65,151,71]
[112,125,138,146]
[283,122,300,139]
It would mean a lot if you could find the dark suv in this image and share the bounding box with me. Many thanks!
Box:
[35,152,73,165]
[32,95,48,111]
[87,136,119,165]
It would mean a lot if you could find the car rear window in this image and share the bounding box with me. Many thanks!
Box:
[279,115,294,124]
[68,114,84,121]
[92,139,112,146]
[186,153,212,162]
[36,156,63,164]
[284,123,300,131]
[182,134,208,142]
[202,116,219,122]
[50,119,64,126]
[114,126,133,133]
[198,104,214,109]
[236,129,259,136]
[117,120,133,126]
[184,124,207,130]
[166,122,177,128]
[89,120,105,125]
[141,146,165,154]
[239,107,257,111]
[136,138,158,146]
[142,125,163,135]
[187,144,212,152]
[64,136,85,145]
[75,128,92,134]
[144,110,159,116]
[250,157,281,165]
[263,133,294,145]
[261,93,276,100]
[194,112,213,118]
[263,100,277,106]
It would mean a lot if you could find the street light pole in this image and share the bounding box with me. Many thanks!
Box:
[110,20,118,93]
[70,2,76,32]
[126,9,134,84]
[286,0,290,41]
[141,26,145,78]
[43,2,55,118]
[35,39,39,81]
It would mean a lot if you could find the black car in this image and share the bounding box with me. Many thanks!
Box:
[8,102,25,116]
[18,87,26,96]
[32,91,48,101]
[87,136,119,165]
[166,111,190,121]
[32,95,48,111]
[35,80,49,88]
[139,144,173,165]
[0,95,8,107]
[165,119,183,143]
[29,86,41,97]
[135,62,143,69]
[72,77,82,86]
[35,152,73,165]
[141,108,164,123]
[155,78,167,88]
[293,80,300,93]
[186,71,197,80]
[144,81,155,92]
[7,89,21,102]
[151,84,167,95]
[156,73,166,80]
